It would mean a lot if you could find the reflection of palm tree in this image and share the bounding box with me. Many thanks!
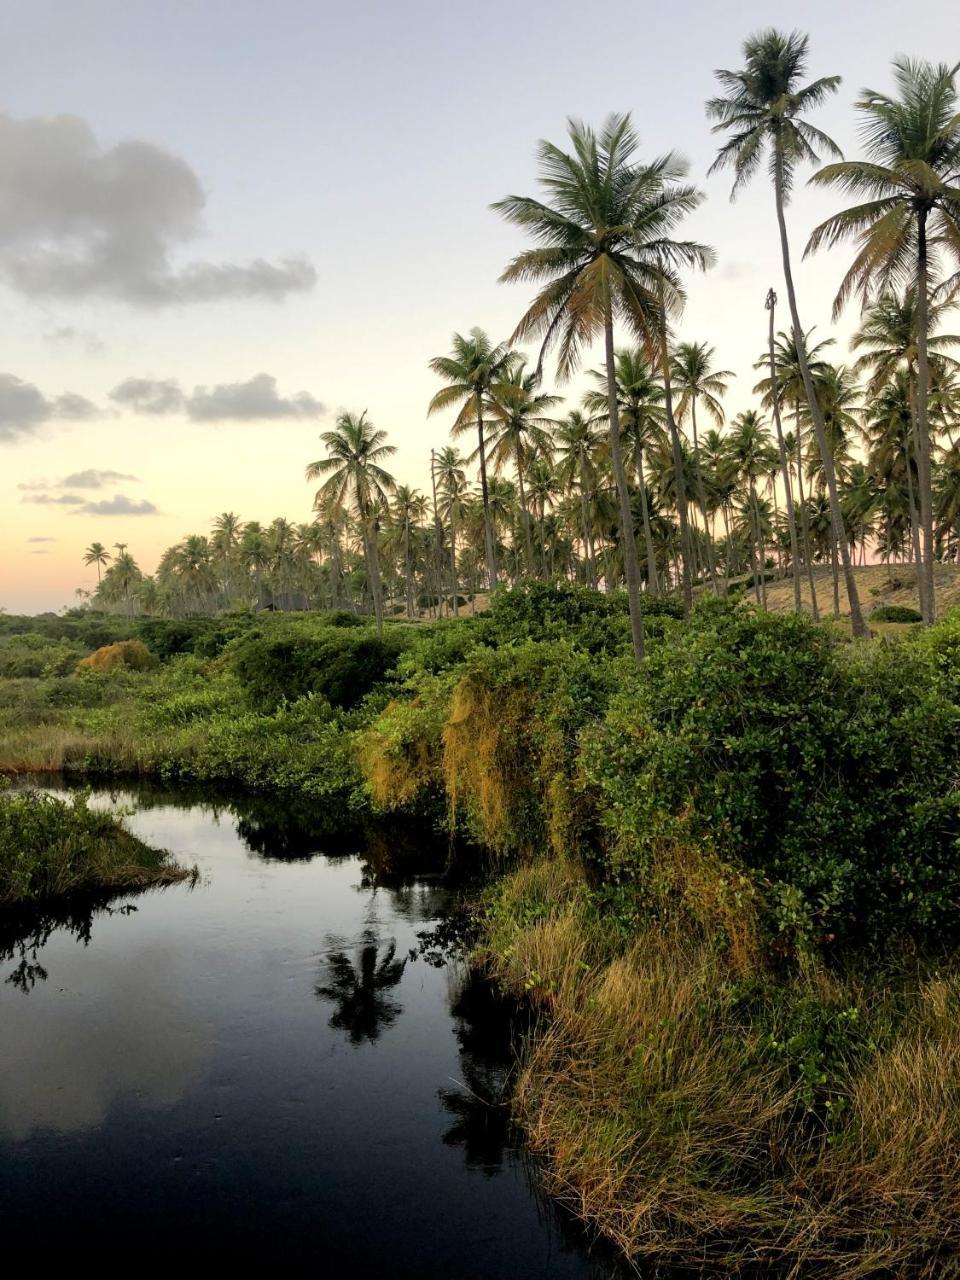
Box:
[315,929,406,1044]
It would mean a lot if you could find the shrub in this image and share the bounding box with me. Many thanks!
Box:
[77,640,159,673]
[870,604,923,624]
[230,626,407,711]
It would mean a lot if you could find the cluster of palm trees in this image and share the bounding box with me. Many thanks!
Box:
[79,32,960,653]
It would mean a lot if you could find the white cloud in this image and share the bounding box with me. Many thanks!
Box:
[74,493,159,516]
[109,372,324,421]
[61,469,139,489]
[0,373,100,441]
[43,326,105,356]
[0,112,316,306]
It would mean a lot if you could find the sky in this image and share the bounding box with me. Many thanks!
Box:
[0,0,956,613]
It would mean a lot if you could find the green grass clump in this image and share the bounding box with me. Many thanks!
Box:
[0,788,192,905]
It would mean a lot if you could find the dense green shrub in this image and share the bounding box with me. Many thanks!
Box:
[870,604,923,624]
[229,625,409,711]
[0,633,86,678]
[581,598,960,945]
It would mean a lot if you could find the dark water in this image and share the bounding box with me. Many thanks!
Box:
[0,786,627,1278]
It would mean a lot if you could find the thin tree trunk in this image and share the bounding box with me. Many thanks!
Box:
[773,149,866,636]
[449,504,459,616]
[658,293,693,616]
[915,209,936,623]
[363,522,384,633]
[579,481,597,591]
[794,407,821,621]
[634,438,659,593]
[516,447,535,575]
[604,311,645,660]
[767,289,802,614]
[690,395,719,594]
[476,401,498,592]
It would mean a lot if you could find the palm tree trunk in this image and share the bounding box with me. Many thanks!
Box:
[794,408,821,621]
[767,291,802,614]
[690,396,719,594]
[658,293,693,616]
[579,482,597,590]
[634,439,659,593]
[362,521,384,633]
[515,446,535,575]
[915,209,936,623]
[773,148,866,636]
[476,401,498,592]
[604,311,645,660]
[449,504,459,617]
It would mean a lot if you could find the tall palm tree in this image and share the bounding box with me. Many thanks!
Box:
[485,363,559,575]
[761,291,802,612]
[428,329,518,591]
[806,57,960,623]
[306,411,396,631]
[82,541,110,585]
[435,446,467,614]
[493,114,711,658]
[584,348,666,594]
[707,28,867,635]
[727,410,777,606]
[388,484,428,618]
[554,410,601,589]
[671,340,734,592]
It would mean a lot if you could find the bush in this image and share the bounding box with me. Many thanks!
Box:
[229,625,408,712]
[870,604,923,624]
[77,640,159,673]
[581,598,960,946]
[0,633,86,678]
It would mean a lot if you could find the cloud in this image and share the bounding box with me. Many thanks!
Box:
[29,549,49,555]
[0,373,100,442]
[109,377,185,415]
[61,468,138,489]
[0,112,316,306]
[186,373,324,421]
[74,493,159,516]
[26,536,57,543]
[109,372,324,421]
[21,492,84,505]
[43,326,105,356]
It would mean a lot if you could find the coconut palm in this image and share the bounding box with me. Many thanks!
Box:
[306,411,396,631]
[388,485,428,618]
[82,541,110,585]
[727,410,777,605]
[428,329,518,590]
[554,410,602,588]
[584,348,666,594]
[485,363,560,575]
[806,57,960,622]
[434,446,467,613]
[761,291,802,611]
[671,340,734,592]
[493,113,710,656]
[707,28,867,635]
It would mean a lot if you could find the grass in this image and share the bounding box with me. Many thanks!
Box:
[477,857,960,1276]
[760,561,960,622]
[0,787,194,906]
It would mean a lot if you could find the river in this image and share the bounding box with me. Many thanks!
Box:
[0,784,628,1278]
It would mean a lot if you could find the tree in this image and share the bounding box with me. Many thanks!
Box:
[707,28,868,635]
[554,410,602,589]
[486,363,559,575]
[761,291,802,611]
[671,340,734,592]
[494,113,711,660]
[435,446,467,613]
[82,542,110,585]
[806,57,960,623]
[306,411,396,631]
[428,329,518,591]
[388,484,428,618]
[727,410,777,605]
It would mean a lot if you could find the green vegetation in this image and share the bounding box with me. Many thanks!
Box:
[0,788,192,905]
[3,586,960,1270]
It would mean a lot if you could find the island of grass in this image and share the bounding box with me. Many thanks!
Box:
[0,787,193,906]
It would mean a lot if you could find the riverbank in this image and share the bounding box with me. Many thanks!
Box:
[0,787,193,905]
[2,588,960,1272]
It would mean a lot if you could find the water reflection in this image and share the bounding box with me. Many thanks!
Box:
[0,894,138,992]
[315,927,407,1044]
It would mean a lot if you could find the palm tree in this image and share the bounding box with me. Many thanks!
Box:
[82,541,110,585]
[428,329,518,591]
[211,512,243,603]
[761,291,802,612]
[389,484,428,618]
[435,446,467,614]
[806,57,960,623]
[707,28,867,635]
[554,410,601,589]
[493,114,710,659]
[671,340,734,592]
[585,348,666,594]
[306,411,396,631]
[727,410,777,605]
